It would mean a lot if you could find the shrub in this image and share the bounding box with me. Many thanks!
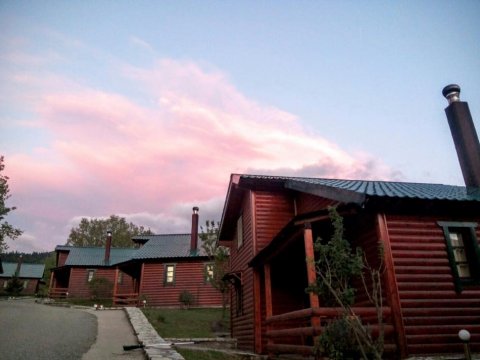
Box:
[88,277,113,299]
[179,290,195,308]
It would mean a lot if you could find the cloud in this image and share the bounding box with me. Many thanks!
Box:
[3,54,398,251]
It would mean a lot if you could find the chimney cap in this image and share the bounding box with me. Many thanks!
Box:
[106,230,112,236]
[193,206,199,214]
[442,84,461,104]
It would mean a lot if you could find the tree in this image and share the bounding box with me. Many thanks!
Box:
[200,220,230,319]
[0,156,23,253]
[307,207,385,360]
[66,215,153,247]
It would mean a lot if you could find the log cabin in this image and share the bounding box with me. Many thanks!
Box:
[49,208,224,308]
[49,244,136,299]
[218,84,480,358]
[115,207,224,307]
[0,260,45,295]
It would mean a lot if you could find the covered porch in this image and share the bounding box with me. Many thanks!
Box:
[250,211,401,358]
[49,266,70,299]
[113,261,142,306]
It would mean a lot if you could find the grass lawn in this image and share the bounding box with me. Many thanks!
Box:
[177,348,238,360]
[142,307,229,338]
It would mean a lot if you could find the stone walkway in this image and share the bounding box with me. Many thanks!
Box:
[124,307,185,360]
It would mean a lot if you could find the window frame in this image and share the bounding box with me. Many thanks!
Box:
[237,214,244,249]
[117,271,123,285]
[205,263,214,284]
[164,263,176,286]
[86,269,96,283]
[438,221,480,293]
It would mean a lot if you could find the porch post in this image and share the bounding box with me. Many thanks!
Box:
[254,268,263,354]
[138,262,145,306]
[377,213,407,358]
[113,267,119,304]
[48,271,54,297]
[264,263,273,354]
[304,223,319,309]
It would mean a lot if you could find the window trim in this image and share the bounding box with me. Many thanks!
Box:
[237,214,244,249]
[438,221,480,293]
[164,263,176,286]
[117,271,123,285]
[86,269,96,283]
[205,263,214,284]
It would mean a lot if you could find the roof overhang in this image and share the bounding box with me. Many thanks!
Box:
[285,179,366,204]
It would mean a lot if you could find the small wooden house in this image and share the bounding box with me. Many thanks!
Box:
[0,261,45,295]
[115,208,223,307]
[218,86,480,358]
[50,208,224,308]
[49,245,136,299]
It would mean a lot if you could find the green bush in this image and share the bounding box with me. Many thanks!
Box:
[179,290,195,308]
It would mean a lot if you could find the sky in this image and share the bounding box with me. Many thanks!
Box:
[1,1,479,253]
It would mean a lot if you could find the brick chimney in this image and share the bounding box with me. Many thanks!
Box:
[190,207,199,255]
[105,230,112,265]
[443,84,480,188]
[15,255,23,277]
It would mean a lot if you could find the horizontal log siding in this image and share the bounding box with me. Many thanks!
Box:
[385,214,480,355]
[0,278,40,295]
[295,193,338,215]
[229,191,255,351]
[255,191,294,253]
[68,267,116,298]
[140,260,222,307]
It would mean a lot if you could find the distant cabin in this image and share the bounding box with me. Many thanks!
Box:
[0,262,45,295]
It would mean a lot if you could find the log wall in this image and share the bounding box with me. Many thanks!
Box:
[385,214,480,355]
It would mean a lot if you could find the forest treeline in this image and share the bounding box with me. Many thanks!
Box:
[1,251,53,264]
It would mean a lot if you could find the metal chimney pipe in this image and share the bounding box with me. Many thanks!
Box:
[443,84,480,188]
[105,230,112,265]
[190,207,199,254]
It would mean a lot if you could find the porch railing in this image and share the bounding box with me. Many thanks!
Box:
[265,306,396,357]
[113,293,139,306]
[48,287,69,299]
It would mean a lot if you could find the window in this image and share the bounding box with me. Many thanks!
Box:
[87,269,95,283]
[117,271,123,284]
[205,263,214,283]
[23,280,29,289]
[3,281,7,289]
[164,264,175,285]
[438,221,480,292]
[237,214,243,248]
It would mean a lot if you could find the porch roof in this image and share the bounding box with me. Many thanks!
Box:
[0,262,45,279]
[131,234,208,260]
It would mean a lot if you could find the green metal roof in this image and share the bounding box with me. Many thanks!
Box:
[239,175,480,204]
[132,234,208,260]
[0,263,45,279]
[63,247,137,266]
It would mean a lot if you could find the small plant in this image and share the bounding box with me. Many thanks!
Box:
[179,290,195,309]
[307,207,385,360]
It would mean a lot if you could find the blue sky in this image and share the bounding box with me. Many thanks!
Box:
[1,1,479,252]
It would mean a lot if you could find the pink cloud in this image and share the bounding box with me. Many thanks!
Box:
[3,58,399,251]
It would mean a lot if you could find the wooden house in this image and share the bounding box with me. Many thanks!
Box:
[50,208,224,308]
[115,208,224,307]
[49,245,136,299]
[0,261,45,295]
[218,85,480,358]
